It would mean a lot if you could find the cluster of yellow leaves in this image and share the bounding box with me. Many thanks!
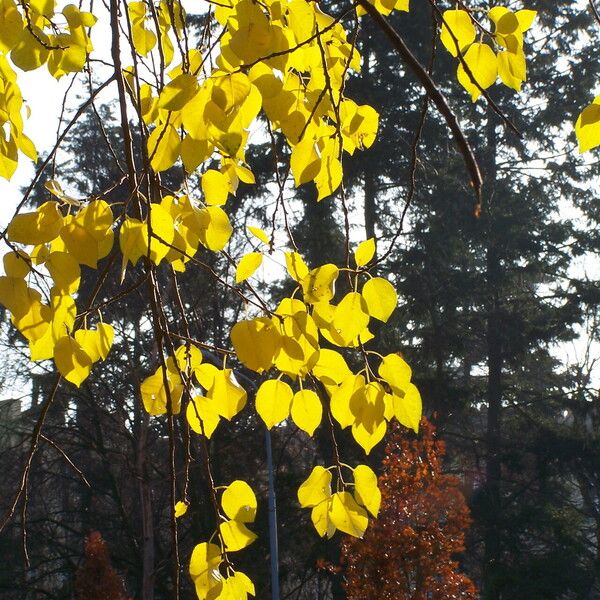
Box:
[0,199,114,385]
[0,0,97,177]
[188,480,257,600]
[140,343,248,441]
[120,194,232,277]
[230,242,421,456]
[298,463,381,538]
[440,7,536,101]
[126,0,379,201]
[576,95,600,153]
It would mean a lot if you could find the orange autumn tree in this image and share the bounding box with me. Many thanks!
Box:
[341,418,477,600]
[74,531,130,600]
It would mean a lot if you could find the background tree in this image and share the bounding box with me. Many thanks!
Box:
[341,418,477,600]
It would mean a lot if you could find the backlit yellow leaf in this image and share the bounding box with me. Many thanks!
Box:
[332,292,370,346]
[362,276,397,322]
[235,252,263,283]
[298,465,332,508]
[576,97,600,153]
[159,73,198,111]
[329,491,368,538]
[311,498,335,538]
[457,43,498,102]
[54,335,92,387]
[300,264,338,304]
[291,389,322,435]
[202,169,230,206]
[393,382,422,433]
[354,238,375,267]
[174,501,188,518]
[186,395,220,438]
[440,9,475,57]
[255,379,293,428]
[231,317,280,372]
[7,202,63,245]
[219,520,257,552]
[247,226,269,245]
[378,352,412,396]
[353,464,380,517]
[222,480,257,523]
[285,251,309,282]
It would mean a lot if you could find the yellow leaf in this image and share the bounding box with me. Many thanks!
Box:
[284,251,309,282]
[158,73,198,111]
[362,276,397,322]
[235,252,263,283]
[74,324,114,362]
[255,379,292,428]
[497,49,526,92]
[196,206,232,251]
[311,498,335,538]
[12,291,52,342]
[354,238,375,267]
[298,465,332,508]
[148,122,180,172]
[3,251,30,278]
[0,0,23,54]
[119,218,145,271]
[54,335,92,387]
[457,43,498,102]
[378,352,412,396]
[189,542,222,591]
[140,365,183,416]
[221,480,257,523]
[353,464,380,517]
[212,571,255,600]
[329,491,368,538]
[290,135,320,186]
[10,27,49,71]
[59,200,114,268]
[440,9,475,57]
[143,203,175,265]
[202,169,230,206]
[312,348,352,386]
[314,143,342,201]
[393,382,422,433]
[209,368,247,420]
[230,317,280,372]
[576,97,600,153]
[128,1,157,56]
[332,292,370,347]
[174,343,203,372]
[186,395,220,438]
[247,225,269,245]
[515,9,537,32]
[219,520,257,552]
[7,202,63,245]
[291,389,322,436]
[174,501,188,518]
[45,251,81,293]
[50,290,76,341]
[352,414,386,455]
[273,311,320,378]
[180,135,212,173]
[300,264,338,304]
[330,374,365,429]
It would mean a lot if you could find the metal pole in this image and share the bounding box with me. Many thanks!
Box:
[265,428,280,600]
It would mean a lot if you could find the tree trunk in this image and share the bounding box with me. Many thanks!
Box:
[483,115,503,600]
